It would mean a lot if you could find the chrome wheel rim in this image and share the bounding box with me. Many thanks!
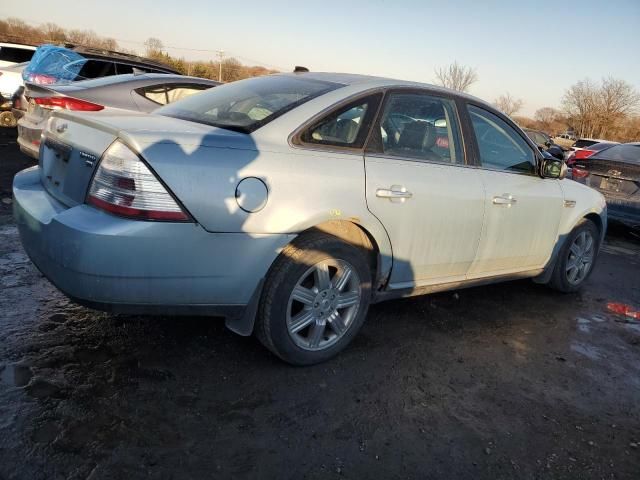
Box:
[286,259,361,351]
[566,230,595,285]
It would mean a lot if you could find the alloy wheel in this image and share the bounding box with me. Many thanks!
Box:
[566,230,595,285]
[286,259,361,351]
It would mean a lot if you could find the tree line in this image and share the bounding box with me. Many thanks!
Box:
[434,61,639,142]
[0,17,277,82]
[2,17,638,142]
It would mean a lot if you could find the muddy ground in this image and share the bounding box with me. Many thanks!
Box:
[0,127,639,479]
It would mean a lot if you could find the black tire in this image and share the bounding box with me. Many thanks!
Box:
[256,231,372,365]
[548,219,600,293]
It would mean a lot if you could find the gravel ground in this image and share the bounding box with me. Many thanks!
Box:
[1,128,639,479]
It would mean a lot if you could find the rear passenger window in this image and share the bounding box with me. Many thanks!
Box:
[468,105,535,174]
[140,85,168,104]
[77,60,117,79]
[377,93,463,164]
[166,85,208,103]
[300,94,382,149]
[139,84,209,105]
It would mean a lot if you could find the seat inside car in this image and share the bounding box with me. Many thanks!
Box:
[391,120,440,161]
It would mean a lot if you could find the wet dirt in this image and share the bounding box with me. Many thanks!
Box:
[1,128,639,479]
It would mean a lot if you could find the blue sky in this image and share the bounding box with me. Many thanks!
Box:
[2,0,639,115]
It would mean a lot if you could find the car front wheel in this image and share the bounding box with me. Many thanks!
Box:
[256,232,372,365]
[549,219,600,292]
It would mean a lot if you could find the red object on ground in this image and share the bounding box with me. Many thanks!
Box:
[607,302,640,320]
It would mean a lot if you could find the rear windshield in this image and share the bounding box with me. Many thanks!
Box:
[157,75,341,133]
[590,142,617,152]
[573,139,597,148]
[594,144,640,164]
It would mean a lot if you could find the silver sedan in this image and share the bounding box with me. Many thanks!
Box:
[13,72,606,364]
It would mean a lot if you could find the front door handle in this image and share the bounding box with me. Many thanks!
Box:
[492,193,517,206]
[376,185,413,202]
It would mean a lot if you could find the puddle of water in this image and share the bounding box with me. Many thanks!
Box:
[570,342,602,361]
[0,225,18,236]
[577,324,591,334]
[0,364,33,387]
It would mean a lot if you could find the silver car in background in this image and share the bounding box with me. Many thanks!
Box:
[13,73,606,365]
[17,73,218,158]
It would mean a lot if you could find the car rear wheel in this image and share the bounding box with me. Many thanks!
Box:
[256,232,372,365]
[549,219,600,292]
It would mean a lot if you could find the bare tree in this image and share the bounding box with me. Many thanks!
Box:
[534,107,557,125]
[434,61,478,92]
[494,93,524,116]
[42,22,66,43]
[144,37,164,56]
[562,77,639,138]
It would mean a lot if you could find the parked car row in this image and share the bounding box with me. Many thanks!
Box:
[3,40,636,364]
[0,43,218,157]
[16,73,218,158]
[0,42,191,132]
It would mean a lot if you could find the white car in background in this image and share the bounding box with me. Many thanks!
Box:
[0,42,36,68]
[0,62,28,127]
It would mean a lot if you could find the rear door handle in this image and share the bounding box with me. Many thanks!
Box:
[376,185,412,202]
[492,194,517,206]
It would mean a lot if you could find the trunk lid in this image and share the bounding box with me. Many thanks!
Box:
[39,110,251,208]
[39,114,118,207]
[580,158,640,200]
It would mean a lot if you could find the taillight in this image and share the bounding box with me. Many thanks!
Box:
[574,149,595,160]
[572,167,589,180]
[34,96,104,111]
[87,140,190,222]
[27,73,57,85]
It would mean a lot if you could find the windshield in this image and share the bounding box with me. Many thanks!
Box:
[156,75,341,133]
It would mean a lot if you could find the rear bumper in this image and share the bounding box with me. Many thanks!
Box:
[603,195,640,229]
[608,206,640,229]
[13,167,292,316]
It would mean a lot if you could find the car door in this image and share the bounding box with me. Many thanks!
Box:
[364,91,485,289]
[465,104,563,277]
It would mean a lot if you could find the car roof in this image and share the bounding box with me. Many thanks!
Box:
[277,71,489,105]
[60,44,179,73]
[69,73,219,87]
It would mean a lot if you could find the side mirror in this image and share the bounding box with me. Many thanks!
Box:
[541,157,567,180]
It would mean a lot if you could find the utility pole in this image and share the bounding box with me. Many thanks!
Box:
[216,50,225,82]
